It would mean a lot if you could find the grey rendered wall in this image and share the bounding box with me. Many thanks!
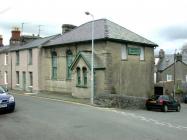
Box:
[105,41,154,97]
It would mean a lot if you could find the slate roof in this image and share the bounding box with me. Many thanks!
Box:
[157,54,174,71]
[44,19,157,47]
[157,53,187,71]
[0,45,10,53]
[70,51,105,70]
[9,34,60,51]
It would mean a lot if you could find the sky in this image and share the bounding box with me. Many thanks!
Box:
[1,0,187,54]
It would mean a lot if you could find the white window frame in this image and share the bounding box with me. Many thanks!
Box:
[154,73,156,83]
[121,44,127,60]
[140,47,145,60]
[167,74,172,81]
[4,71,8,84]
[4,53,8,65]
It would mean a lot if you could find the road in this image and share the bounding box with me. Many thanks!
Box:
[0,94,187,140]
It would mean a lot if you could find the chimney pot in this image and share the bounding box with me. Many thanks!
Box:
[0,35,3,47]
[10,27,21,45]
[159,49,165,59]
[62,24,76,34]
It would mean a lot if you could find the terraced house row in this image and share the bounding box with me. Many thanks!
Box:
[0,19,157,98]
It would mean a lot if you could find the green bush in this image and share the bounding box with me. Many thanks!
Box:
[176,88,183,94]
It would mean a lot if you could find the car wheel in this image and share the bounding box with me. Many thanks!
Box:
[176,105,181,112]
[8,107,15,113]
[163,105,168,112]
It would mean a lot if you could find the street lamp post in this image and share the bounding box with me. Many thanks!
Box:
[173,49,177,98]
[85,11,94,104]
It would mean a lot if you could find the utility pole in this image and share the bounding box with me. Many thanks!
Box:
[38,25,44,37]
[173,49,177,98]
[21,22,28,35]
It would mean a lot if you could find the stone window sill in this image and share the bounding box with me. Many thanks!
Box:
[76,85,88,88]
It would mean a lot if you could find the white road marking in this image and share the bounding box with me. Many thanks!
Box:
[24,93,38,95]
[118,111,187,131]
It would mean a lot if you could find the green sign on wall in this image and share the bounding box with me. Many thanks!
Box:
[128,47,140,55]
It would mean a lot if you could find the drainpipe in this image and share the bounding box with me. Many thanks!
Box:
[10,52,13,89]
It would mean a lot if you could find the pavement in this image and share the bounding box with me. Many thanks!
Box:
[9,89,91,105]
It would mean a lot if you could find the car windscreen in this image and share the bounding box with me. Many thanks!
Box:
[0,86,6,93]
[159,95,169,100]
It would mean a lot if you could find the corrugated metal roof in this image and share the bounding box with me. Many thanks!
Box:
[44,19,157,47]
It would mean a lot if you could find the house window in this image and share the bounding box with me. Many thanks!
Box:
[4,71,8,84]
[140,47,145,60]
[83,67,87,86]
[51,51,57,80]
[66,50,73,79]
[4,53,8,65]
[77,67,81,85]
[167,74,172,81]
[121,45,127,60]
[28,49,32,65]
[29,72,33,86]
[16,51,19,65]
[16,71,19,84]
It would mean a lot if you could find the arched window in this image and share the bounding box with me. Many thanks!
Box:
[77,67,81,85]
[51,51,57,80]
[82,67,87,86]
[66,50,73,79]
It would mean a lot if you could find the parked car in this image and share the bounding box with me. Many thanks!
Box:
[146,95,181,112]
[184,95,187,103]
[0,86,15,113]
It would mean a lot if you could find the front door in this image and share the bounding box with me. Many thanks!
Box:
[22,72,26,91]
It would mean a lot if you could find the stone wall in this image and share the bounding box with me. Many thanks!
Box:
[94,94,147,109]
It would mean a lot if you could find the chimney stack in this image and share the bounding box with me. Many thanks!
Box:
[62,24,76,34]
[0,35,3,47]
[10,27,21,46]
[159,49,165,59]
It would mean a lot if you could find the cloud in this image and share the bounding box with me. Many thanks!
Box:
[0,7,11,14]
[0,21,15,30]
[0,21,61,38]
[159,25,187,41]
